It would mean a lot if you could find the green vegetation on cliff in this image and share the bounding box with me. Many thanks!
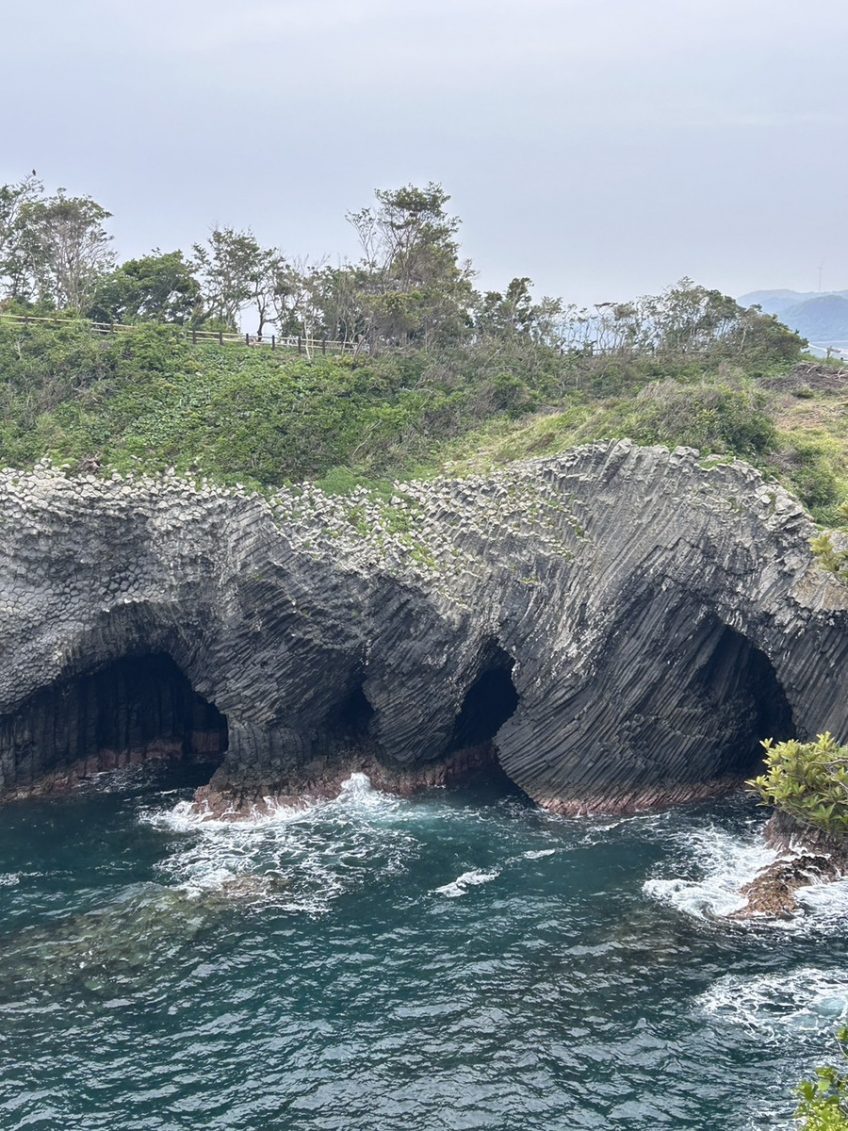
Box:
[749,733,848,836]
[5,172,848,521]
[0,303,837,513]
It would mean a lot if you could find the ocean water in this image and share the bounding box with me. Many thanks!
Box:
[1,767,846,1130]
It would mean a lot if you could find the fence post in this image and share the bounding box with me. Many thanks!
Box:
[110,322,115,336]
[271,335,276,351]
[218,330,223,346]
[297,335,302,354]
[245,333,250,346]
[192,328,197,345]
[322,338,326,355]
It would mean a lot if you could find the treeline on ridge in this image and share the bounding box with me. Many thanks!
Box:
[1,172,843,525]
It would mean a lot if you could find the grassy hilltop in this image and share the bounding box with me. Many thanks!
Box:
[0,309,845,526]
[2,175,846,523]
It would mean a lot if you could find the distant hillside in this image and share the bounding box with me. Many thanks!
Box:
[740,288,848,344]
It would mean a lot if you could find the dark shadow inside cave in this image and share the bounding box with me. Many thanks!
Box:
[326,682,375,742]
[699,622,794,779]
[448,644,520,752]
[1,653,228,790]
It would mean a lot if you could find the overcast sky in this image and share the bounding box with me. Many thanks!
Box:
[2,0,846,304]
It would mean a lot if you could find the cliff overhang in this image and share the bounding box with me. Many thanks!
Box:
[1,440,846,814]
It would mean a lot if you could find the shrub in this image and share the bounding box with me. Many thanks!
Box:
[796,1028,848,1130]
[779,435,845,520]
[620,380,776,459]
[748,733,848,835]
[812,531,848,583]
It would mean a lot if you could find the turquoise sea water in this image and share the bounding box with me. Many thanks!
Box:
[2,767,847,1130]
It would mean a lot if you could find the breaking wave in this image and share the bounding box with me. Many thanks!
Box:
[643,818,848,931]
[643,823,778,920]
[433,868,501,898]
[140,773,416,914]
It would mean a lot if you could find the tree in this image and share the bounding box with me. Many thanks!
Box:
[192,227,279,335]
[22,189,114,311]
[0,172,44,301]
[347,182,475,348]
[477,277,563,343]
[268,255,326,340]
[749,733,848,836]
[307,263,368,345]
[87,250,202,324]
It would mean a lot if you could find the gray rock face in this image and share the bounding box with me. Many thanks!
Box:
[1,440,847,812]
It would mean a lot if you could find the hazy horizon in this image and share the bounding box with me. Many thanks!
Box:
[2,0,847,305]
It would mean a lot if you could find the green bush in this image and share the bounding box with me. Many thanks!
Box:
[749,733,848,835]
[797,1029,848,1130]
[779,435,845,521]
[619,380,776,459]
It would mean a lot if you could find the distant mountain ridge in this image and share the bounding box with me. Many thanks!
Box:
[739,288,848,345]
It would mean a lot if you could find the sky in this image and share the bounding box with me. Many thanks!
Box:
[2,0,847,305]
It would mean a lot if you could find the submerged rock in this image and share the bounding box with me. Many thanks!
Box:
[0,877,289,1000]
[0,441,847,813]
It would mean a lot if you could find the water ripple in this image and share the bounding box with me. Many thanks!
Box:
[0,778,845,1129]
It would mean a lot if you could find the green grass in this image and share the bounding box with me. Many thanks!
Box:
[1,317,847,525]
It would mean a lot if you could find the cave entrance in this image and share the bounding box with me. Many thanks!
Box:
[84,653,228,765]
[697,622,794,780]
[448,645,520,752]
[599,593,796,792]
[1,653,228,793]
[327,682,375,744]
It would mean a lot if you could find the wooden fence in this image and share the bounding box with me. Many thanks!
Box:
[0,312,360,357]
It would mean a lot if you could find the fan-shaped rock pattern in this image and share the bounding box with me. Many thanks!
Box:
[1,440,847,813]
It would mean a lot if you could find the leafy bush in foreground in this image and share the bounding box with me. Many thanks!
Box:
[797,1029,848,1130]
[748,733,848,835]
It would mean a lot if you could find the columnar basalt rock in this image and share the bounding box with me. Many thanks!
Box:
[1,441,847,812]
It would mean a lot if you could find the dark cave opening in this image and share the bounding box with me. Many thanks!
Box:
[87,653,228,760]
[566,587,800,802]
[328,683,376,742]
[448,645,520,752]
[1,653,229,791]
[699,622,794,779]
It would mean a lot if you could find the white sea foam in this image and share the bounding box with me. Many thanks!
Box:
[433,868,501,898]
[643,819,848,931]
[146,795,309,833]
[642,824,777,919]
[522,849,556,860]
[796,877,848,924]
[140,774,418,914]
[0,872,20,887]
[698,967,848,1044]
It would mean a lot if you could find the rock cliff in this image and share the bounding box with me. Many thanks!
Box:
[1,440,847,813]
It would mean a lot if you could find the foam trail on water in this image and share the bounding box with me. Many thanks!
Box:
[140,774,419,913]
[794,877,848,928]
[0,873,20,887]
[642,824,776,919]
[147,795,309,834]
[434,868,501,898]
[698,967,848,1045]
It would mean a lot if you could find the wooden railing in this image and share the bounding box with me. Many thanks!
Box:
[0,312,360,356]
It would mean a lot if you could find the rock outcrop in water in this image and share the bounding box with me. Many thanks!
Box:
[1,440,847,814]
[733,810,848,919]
